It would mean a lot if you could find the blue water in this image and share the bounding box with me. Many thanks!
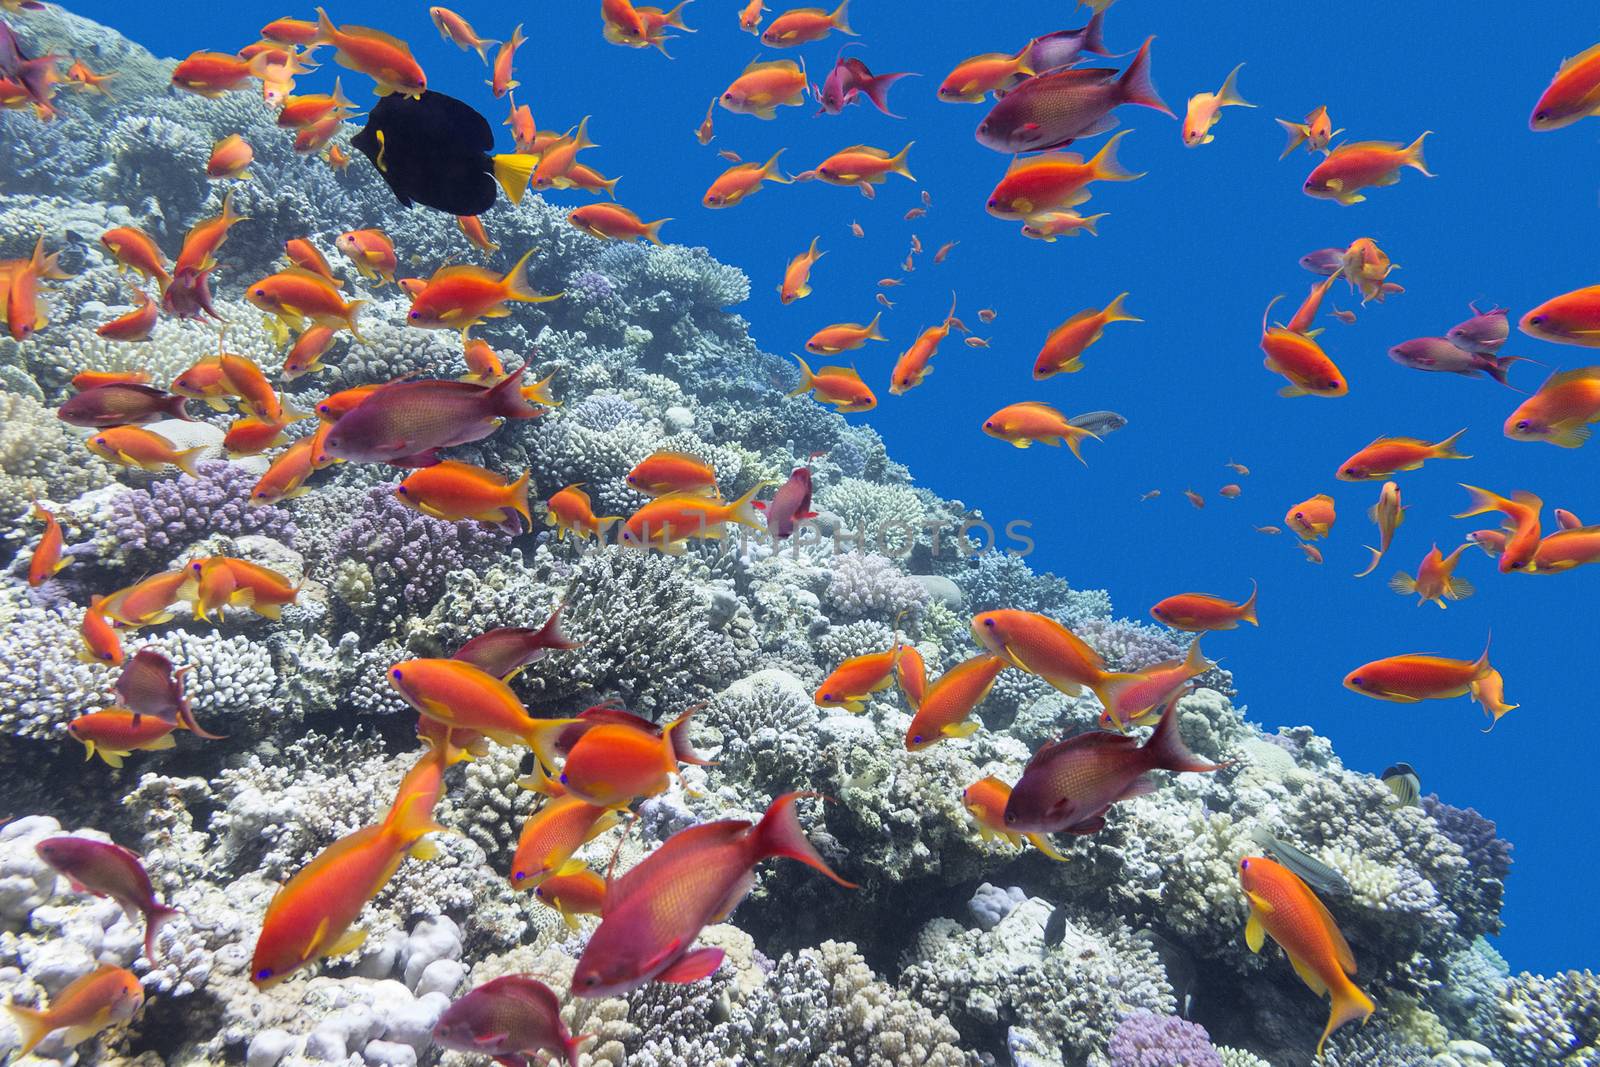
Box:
[69,0,1595,972]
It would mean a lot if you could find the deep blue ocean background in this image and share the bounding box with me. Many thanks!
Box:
[64,0,1595,972]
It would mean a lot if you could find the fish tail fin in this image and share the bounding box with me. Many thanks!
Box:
[663,0,694,29]
[6,1002,50,1057]
[1483,354,1527,387]
[889,141,915,181]
[1117,36,1172,116]
[1473,632,1493,680]
[508,468,533,525]
[724,482,768,529]
[1388,571,1418,596]
[750,792,857,887]
[1318,980,1376,1059]
[177,698,225,740]
[1354,546,1383,579]
[1280,118,1305,158]
[1434,427,1470,460]
[143,901,181,963]
[501,248,547,303]
[1145,693,1227,773]
[491,153,539,205]
[786,352,816,396]
[330,77,354,113]
[1183,637,1213,676]
[382,786,445,847]
[865,310,886,341]
[343,299,366,342]
[1216,63,1253,108]
[643,217,672,246]
[1088,130,1141,183]
[218,188,244,229]
[760,148,792,184]
[1064,427,1095,465]
[830,0,855,34]
[1080,212,1108,235]
[1403,130,1433,176]
[598,173,621,199]
[1102,290,1141,324]
[1082,9,1109,54]
[1238,579,1259,625]
[571,114,595,152]
[1452,483,1507,520]
[172,447,205,478]
[860,71,911,117]
[473,38,499,64]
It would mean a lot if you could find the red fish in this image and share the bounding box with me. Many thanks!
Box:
[757,467,815,538]
[1530,40,1600,130]
[1150,583,1258,631]
[1304,134,1432,205]
[114,647,221,739]
[95,289,159,343]
[1337,429,1469,480]
[453,606,580,680]
[322,368,542,466]
[35,836,180,962]
[572,793,853,996]
[57,382,189,427]
[433,976,590,1067]
[975,38,1171,154]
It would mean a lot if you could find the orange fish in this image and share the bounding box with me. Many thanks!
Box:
[530,116,597,191]
[218,352,283,420]
[487,23,524,98]
[987,131,1140,220]
[1339,238,1398,305]
[1304,133,1432,205]
[510,795,621,890]
[315,382,381,422]
[389,658,578,765]
[1095,641,1213,731]
[205,134,253,180]
[889,293,959,395]
[568,203,670,244]
[250,783,443,989]
[720,57,807,119]
[503,93,537,152]
[620,486,766,549]
[1181,63,1253,147]
[572,792,853,996]
[738,0,766,33]
[224,413,296,457]
[174,190,247,276]
[459,338,508,384]
[695,97,715,144]
[1285,275,1337,333]
[261,16,320,45]
[703,149,791,207]
[778,236,824,303]
[430,6,499,62]
[67,708,185,767]
[1238,856,1374,1057]
[1276,105,1340,158]
[1033,292,1137,378]
[808,143,915,190]
[546,484,619,541]
[534,868,607,929]
[246,268,366,337]
[599,0,650,45]
[292,113,345,155]
[312,7,427,98]
[63,57,117,94]
[98,571,188,630]
[282,325,340,380]
[788,354,876,412]
[1472,667,1518,725]
[1390,544,1474,608]
[1151,583,1258,631]
[396,461,531,525]
[283,238,338,283]
[762,0,853,46]
[626,451,717,497]
[100,226,171,288]
[558,708,698,807]
[168,355,231,410]
[895,643,927,709]
[1260,295,1347,397]
[1344,637,1497,706]
[1185,489,1205,509]
[805,311,885,355]
[1503,367,1600,447]
[334,229,397,286]
[636,2,693,53]
[1338,429,1468,481]
[961,776,1066,860]
[1530,41,1600,130]
[4,963,143,1057]
[250,437,318,505]
[938,48,1032,103]
[187,556,299,620]
[1454,484,1543,573]
[26,503,68,586]
[814,648,900,712]
[85,425,203,476]
[170,50,259,97]
[406,250,558,334]
[1285,493,1335,540]
[982,401,1101,463]
[1354,480,1406,579]
[71,369,150,390]
[1,234,54,342]
[1522,524,1600,573]
[95,288,158,343]
[277,80,356,128]
[971,609,1105,697]
[456,214,499,254]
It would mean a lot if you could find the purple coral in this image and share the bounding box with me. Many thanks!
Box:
[1423,793,1512,936]
[567,268,616,303]
[111,461,295,566]
[1108,1010,1223,1067]
[330,485,512,613]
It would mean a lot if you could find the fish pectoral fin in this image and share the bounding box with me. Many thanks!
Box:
[325,926,368,958]
[1244,910,1266,953]
[654,946,726,983]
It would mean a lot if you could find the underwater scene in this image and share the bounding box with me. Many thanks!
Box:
[1,0,1597,1063]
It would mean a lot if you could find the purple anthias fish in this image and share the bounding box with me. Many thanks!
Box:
[34,836,180,962]
[814,52,914,117]
[1003,697,1225,835]
[162,267,222,322]
[975,36,1170,154]
[1388,337,1525,387]
[452,605,581,680]
[114,648,222,739]
[757,467,816,538]
[432,975,587,1067]
[0,19,31,79]
[57,383,191,428]
[1299,247,1345,276]
[1446,302,1510,355]
[322,366,541,467]
[1020,11,1113,76]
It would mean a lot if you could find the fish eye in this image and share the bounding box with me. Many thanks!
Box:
[912,734,923,744]
[255,968,274,981]
[1530,315,1545,325]
[1239,858,1250,871]
[982,618,995,628]
[1350,676,1363,687]
[1003,810,1016,824]
[1152,608,1164,617]
[559,772,568,783]
[1535,110,1548,121]
[512,870,525,882]
[983,421,993,429]
[391,668,403,680]
[1510,560,1525,570]
[581,974,601,988]
[254,288,266,296]
[397,486,408,495]
[1343,468,1357,477]
[409,311,421,320]
[1516,420,1531,431]
[534,886,545,897]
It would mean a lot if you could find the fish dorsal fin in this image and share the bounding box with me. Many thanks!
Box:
[1013,400,1061,412]
[1561,41,1600,69]
[335,22,413,53]
[835,144,890,158]
[1026,730,1136,769]
[1007,150,1083,173]
[1542,366,1600,390]
[276,266,342,287]
[428,264,498,283]
[741,57,799,75]
[818,364,862,380]
[1303,887,1357,975]
[646,449,710,466]
[1337,139,1403,153]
